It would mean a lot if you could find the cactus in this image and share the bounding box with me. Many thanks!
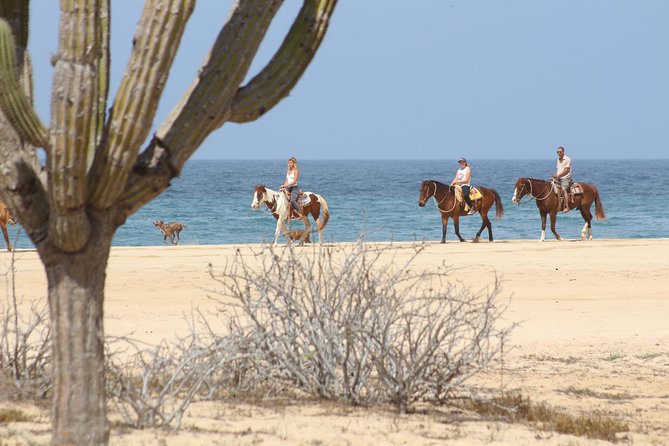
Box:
[0,19,47,148]
[0,1,339,444]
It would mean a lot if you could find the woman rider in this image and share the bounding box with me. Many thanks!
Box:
[280,156,301,218]
[450,157,475,214]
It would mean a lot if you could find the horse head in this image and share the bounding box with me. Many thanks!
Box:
[251,185,267,209]
[418,180,435,207]
[511,177,528,204]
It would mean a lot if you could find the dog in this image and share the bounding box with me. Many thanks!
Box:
[284,229,311,245]
[153,220,186,245]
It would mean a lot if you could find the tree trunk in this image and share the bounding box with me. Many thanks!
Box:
[42,228,113,445]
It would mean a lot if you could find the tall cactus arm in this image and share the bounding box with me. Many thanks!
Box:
[118,0,283,214]
[0,19,48,148]
[47,0,104,252]
[154,0,282,169]
[90,0,110,170]
[0,0,29,64]
[229,0,338,123]
[88,0,194,210]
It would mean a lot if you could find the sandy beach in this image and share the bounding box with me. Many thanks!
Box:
[1,238,668,445]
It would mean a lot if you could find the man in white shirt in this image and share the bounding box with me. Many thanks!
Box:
[552,146,572,212]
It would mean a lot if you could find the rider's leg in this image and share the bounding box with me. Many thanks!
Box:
[289,187,301,217]
[462,185,474,214]
[561,181,569,211]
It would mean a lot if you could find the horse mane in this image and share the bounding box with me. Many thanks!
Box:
[525,177,549,183]
[425,179,449,188]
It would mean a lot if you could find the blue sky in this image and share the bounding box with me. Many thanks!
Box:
[28,1,669,160]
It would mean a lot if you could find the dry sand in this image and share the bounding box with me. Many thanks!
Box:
[1,238,668,445]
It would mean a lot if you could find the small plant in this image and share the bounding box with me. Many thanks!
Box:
[0,407,33,423]
[602,352,625,362]
[461,392,629,442]
[635,352,663,361]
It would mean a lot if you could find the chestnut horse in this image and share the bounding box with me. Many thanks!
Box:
[418,180,504,243]
[511,177,605,241]
[0,200,15,251]
[251,185,330,245]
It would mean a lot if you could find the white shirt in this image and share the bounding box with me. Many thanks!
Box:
[455,167,471,185]
[556,156,572,180]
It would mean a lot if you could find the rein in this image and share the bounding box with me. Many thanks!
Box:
[431,181,457,214]
[517,179,553,204]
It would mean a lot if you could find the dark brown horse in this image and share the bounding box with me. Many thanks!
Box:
[0,200,15,251]
[418,180,504,243]
[511,177,605,241]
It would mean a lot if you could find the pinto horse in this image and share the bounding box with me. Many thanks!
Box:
[251,185,330,245]
[0,200,16,251]
[418,180,504,243]
[511,177,605,241]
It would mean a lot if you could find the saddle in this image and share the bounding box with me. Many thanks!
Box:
[454,185,482,201]
[453,185,482,211]
[282,188,311,218]
[551,180,583,211]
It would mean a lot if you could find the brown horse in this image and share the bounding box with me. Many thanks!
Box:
[418,180,504,243]
[0,200,16,252]
[511,177,605,241]
[251,185,330,245]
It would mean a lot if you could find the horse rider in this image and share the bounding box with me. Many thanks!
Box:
[450,157,475,214]
[280,156,302,218]
[552,146,572,212]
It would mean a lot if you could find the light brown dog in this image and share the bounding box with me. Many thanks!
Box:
[285,229,311,245]
[153,220,186,245]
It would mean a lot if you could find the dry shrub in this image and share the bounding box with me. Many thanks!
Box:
[208,240,514,412]
[0,247,51,401]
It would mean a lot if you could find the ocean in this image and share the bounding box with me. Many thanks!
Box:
[7,159,669,249]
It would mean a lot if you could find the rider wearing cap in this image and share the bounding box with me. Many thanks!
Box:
[451,158,475,214]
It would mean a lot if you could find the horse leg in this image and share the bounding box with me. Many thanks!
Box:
[549,211,562,240]
[2,226,11,252]
[579,206,593,240]
[540,211,547,241]
[273,219,284,246]
[453,215,465,242]
[300,215,310,246]
[441,215,449,243]
[474,210,492,242]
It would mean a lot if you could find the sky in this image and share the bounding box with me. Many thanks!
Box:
[27,1,669,160]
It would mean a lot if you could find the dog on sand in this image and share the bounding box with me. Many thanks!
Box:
[153,220,186,245]
[284,229,311,245]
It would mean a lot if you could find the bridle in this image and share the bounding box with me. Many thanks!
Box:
[515,178,552,204]
[427,181,457,214]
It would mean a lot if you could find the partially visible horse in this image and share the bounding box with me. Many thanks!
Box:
[251,185,330,245]
[511,177,605,241]
[0,200,16,252]
[418,180,504,243]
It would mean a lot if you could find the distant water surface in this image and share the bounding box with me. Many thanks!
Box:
[7,159,669,248]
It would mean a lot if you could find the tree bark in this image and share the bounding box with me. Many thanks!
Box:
[40,222,114,445]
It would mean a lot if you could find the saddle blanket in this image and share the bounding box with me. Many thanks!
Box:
[455,186,482,202]
[551,181,583,195]
[300,193,311,206]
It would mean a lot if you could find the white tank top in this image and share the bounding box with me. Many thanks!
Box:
[456,167,470,185]
[286,170,297,185]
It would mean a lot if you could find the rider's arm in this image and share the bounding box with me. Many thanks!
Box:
[554,166,570,179]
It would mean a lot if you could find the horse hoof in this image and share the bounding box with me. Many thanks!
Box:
[472,237,480,243]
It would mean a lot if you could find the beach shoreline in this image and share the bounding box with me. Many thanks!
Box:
[1,238,668,444]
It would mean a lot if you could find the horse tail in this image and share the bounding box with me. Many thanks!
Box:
[492,188,504,219]
[593,185,606,220]
[316,194,330,230]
